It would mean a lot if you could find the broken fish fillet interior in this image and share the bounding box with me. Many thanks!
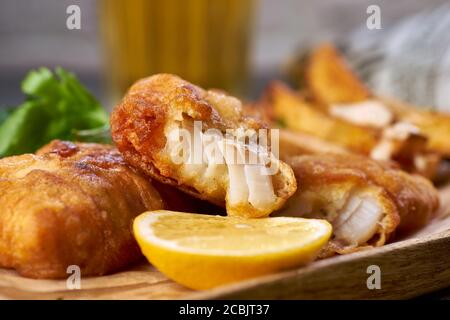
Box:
[111,74,297,218]
[276,154,439,255]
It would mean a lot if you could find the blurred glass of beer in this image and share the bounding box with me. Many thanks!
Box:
[99,0,255,104]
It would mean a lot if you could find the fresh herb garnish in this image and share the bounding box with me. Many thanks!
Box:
[0,67,110,157]
[0,106,14,125]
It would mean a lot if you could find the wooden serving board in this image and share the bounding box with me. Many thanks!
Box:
[1,186,450,300]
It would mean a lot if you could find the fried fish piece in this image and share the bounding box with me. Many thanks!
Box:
[0,140,164,279]
[111,74,297,218]
[277,154,439,255]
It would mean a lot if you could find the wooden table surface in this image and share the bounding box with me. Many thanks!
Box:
[1,185,450,300]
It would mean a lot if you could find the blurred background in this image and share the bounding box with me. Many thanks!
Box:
[1,0,449,108]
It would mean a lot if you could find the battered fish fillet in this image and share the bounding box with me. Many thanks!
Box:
[0,140,164,279]
[111,74,297,218]
[277,154,439,255]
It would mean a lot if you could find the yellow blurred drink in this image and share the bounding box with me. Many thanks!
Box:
[99,0,254,104]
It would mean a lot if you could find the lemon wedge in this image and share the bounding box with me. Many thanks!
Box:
[133,210,332,290]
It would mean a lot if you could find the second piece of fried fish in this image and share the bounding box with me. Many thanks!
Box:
[0,140,165,278]
[276,154,439,255]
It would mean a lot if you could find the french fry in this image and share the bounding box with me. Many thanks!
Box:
[278,128,350,161]
[302,44,447,180]
[244,102,351,159]
[383,97,450,158]
[259,81,440,180]
[306,43,371,105]
[275,43,450,181]
[304,43,450,159]
[263,81,378,155]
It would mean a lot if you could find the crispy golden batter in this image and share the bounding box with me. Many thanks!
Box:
[111,74,297,217]
[278,154,439,255]
[0,140,164,279]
